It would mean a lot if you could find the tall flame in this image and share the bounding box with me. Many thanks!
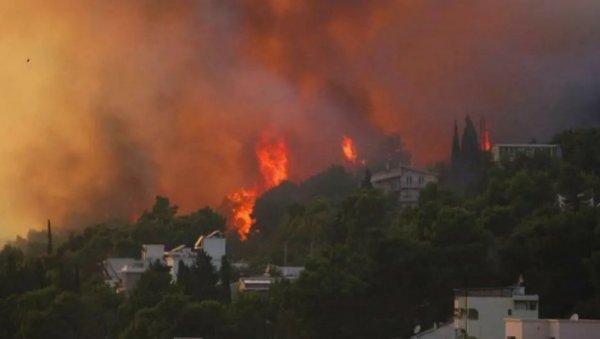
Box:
[227,133,289,240]
[256,134,289,188]
[227,188,258,240]
[342,136,358,164]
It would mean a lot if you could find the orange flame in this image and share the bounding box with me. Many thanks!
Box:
[256,134,289,188]
[227,188,258,241]
[483,129,492,152]
[228,133,289,240]
[342,136,358,164]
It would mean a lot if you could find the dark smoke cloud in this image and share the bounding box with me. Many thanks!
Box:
[240,0,600,147]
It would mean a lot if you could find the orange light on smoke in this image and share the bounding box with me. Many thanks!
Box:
[342,136,358,164]
[227,133,289,241]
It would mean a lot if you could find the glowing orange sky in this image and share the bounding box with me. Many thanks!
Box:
[2,1,600,238]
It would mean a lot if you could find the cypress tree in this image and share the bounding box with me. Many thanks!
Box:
[451,120,461,167]
[47,219,53,255]
[361,168,373,189]
[177,260,190,292]
[461,115,481,166]
[220,255,231,303]
[188,250,218,302]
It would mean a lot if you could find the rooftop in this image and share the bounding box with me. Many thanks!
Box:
[371,165,436,182]
[454,286,535,298]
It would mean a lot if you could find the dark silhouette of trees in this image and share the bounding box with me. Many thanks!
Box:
[220,255,232,304]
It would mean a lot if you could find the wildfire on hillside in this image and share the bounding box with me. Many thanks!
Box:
[227,133,289,240]
[342,136,366,166]
[342,136,358,164]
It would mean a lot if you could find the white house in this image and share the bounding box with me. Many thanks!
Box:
[410,322,455,339]
[119,262,146,293]
[102,231,227,293]
[164,245,197,282]
[491,144,562,162]
[454,286,539,339]
[142,244,165,264]
[505,318,600,339]
[371,165,437,207]
[265,265,304,280]
[237,265,305,294]
[194,230,226,270]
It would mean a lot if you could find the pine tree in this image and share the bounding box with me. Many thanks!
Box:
[47,219,53,255]
[176,260,190,291]
[187,250,219,302]
[461,115,481,166]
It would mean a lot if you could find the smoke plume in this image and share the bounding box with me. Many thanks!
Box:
[1,0,600,237]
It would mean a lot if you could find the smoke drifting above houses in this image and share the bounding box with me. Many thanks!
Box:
[1,1,600,237]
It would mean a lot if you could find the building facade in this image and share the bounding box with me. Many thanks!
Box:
[454,287,539,339]
[102,231,226,293]
[194,230,226,270]
[491,144,562,162]
[410,322,455,339]
[505,318,600,339]
[371,165,437,207]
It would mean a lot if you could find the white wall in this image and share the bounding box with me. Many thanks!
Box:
[202,237,226,270]
[411,323,455,339]
[142,244,164,264]
[506,319,600,339]
[455,295,538,339]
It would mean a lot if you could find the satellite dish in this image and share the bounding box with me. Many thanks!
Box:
[570,313,579,321]
[413,325,421,334]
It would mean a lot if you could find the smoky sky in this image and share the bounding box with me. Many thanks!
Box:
[1,0,600,237]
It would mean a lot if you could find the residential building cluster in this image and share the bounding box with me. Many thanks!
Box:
[412,284,600,339]
[102,230,226,293]
[102,230,304,295]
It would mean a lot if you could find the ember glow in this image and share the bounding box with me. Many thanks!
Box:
[342,136,358,164]
[228,133,289,240]
[482,129,492,152]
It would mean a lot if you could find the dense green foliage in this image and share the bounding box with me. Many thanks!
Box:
[2,128,600,338]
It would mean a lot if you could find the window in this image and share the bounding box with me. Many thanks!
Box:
[418,176,424,184]
[507,337,516,339]
[507,309,512,316]
[467,308,479,320]
[514,300,537,310]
